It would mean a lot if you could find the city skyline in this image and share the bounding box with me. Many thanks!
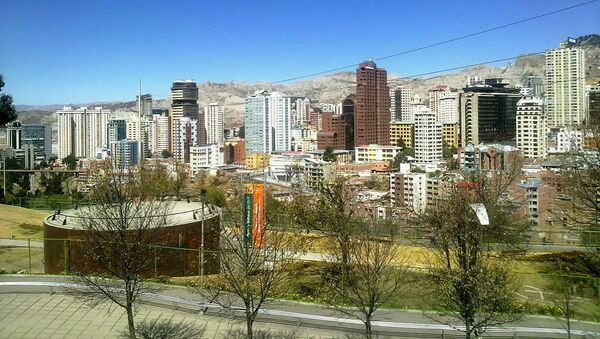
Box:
[1,0,599,104]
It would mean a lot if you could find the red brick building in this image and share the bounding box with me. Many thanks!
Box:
[355,60,390,146]
[317,111,346,150]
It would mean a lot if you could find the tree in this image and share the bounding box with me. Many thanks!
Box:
[323,146,337,162]
[326,219,407,338]
[0,74,17,126]
[62,154,78,170]
[161,149,172,159]
[443,141,457,160]
[198,198,299,339]
[420,175,526,338]
[69,168,174,338]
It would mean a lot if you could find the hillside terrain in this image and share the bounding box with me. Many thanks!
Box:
[14,34,600,128]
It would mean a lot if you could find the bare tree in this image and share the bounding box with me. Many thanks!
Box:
[198,202,300,339]
[421,176,526,339]
[69,169,173,338]
[326,218,407,338]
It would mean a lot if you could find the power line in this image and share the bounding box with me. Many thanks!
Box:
[272,0,599,83]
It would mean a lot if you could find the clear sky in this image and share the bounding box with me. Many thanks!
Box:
[1,0,599,105]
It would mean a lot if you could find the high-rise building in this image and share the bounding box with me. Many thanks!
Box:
[5,121,22,150]
[204,103,224,145]
[137,94,153,117]
[414,108,443,163]
[407,94,426,122]
[342,95,355,150]
[587,83,600,126]
[107,119,126,146]
[22,124,52,161]
[110,139,139,171]
[172,117,198,163]
[391,86,411,121]
[441,123,459,149]
[57,106,110,159]
[151,109,170,155]
[545,39,586,127]
[438,90,459,123]
[354,60,390,146]
[390,172,427,213]
[171,80,201,151]
[292,97,310,125]
[517,97,547,159]
[244,90,292,155]
[428,85,452,115]
[317,112,346,150]
[460,81,520,146]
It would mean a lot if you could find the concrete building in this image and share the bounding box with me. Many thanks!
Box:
[389,121,414,148]
[414,108,443,163]
[391,86,411,121]
[342,95,356,150]
[427,85,454,117]
[459,81,520,146]
[190,144,223,174]
[292,97,311,125]
[245,90,292,156]
[172,117,198,163]
[137,94,153,117]
[438,90,459,123]
[5,120,22,150]
[545,39,586,127]
[458,143,522,172]
[407,94,426,123]
[587,83,600,126]
[390,172,427,213]
[171,80,202,150]
[204,103,224,145]
[110,139,139,171]
[354,60,390,146]
[57,106,110,159]
[224,139,246,164]
[246,153,270,170]
[355,144,400,163]
[151,113,170,156]
[442,123,459,149]
[517,97,547,159]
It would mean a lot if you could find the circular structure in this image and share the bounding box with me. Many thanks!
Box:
[43,200,220,277]
[360,59,377,69]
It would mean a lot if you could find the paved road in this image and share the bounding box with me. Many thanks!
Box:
[1,275,599,338]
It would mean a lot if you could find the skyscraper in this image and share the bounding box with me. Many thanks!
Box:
[137,94,153,117]
[517,97,547,159]
[244,90,292,156]
[56,106,110,159]
[413,107,443,163]
[171,80,201,151]
[545,39,586,127]
[391,86,411,122]
[342,94,355,150]
[460,81,520,146]
[354,60,390,146]
[204,103,224,145]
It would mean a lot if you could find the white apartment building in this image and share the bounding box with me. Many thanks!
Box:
[245,90,292,155]
[545,40,586,127]
[172,117,198,163]
[355,144,400,163]
[151,114,170,155]
[551,128,584,153]
[189,144,223,175]
[204,103,224,145]
[414,108,443,163]
[292,97,311,125]
[56,106,110,159]
[517,97,547,159]
[438,90,459,123]
[390,172,427,213]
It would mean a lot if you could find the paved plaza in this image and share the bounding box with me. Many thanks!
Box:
[0,293,344,339]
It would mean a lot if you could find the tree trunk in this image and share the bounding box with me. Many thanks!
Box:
[365,315,373,339]
[126,302,135,338]
[245,306,253,339]
[465,321,471,339]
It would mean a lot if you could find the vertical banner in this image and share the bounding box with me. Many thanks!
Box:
[252,183,265,249]
[243,184,254,248]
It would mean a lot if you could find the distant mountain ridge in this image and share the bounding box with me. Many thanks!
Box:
[15,34,600,127]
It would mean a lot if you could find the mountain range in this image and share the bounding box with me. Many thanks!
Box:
[15,34,600,128]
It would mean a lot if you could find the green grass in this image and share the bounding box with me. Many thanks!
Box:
[0,247,44,274]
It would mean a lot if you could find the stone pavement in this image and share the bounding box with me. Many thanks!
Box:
[0,293,345,339]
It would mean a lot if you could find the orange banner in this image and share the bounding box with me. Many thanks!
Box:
[252,183,265,248]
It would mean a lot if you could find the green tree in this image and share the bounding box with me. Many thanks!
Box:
[443,141,457,160]
[161,149,173,159]
[62,154,78,170]
[0,75,17,126]
[322,146,337,162]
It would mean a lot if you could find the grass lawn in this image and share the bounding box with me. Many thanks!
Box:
[0,204,48,239]
[0,247,44,274]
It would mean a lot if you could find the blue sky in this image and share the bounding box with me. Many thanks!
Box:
[1,0,599,105]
